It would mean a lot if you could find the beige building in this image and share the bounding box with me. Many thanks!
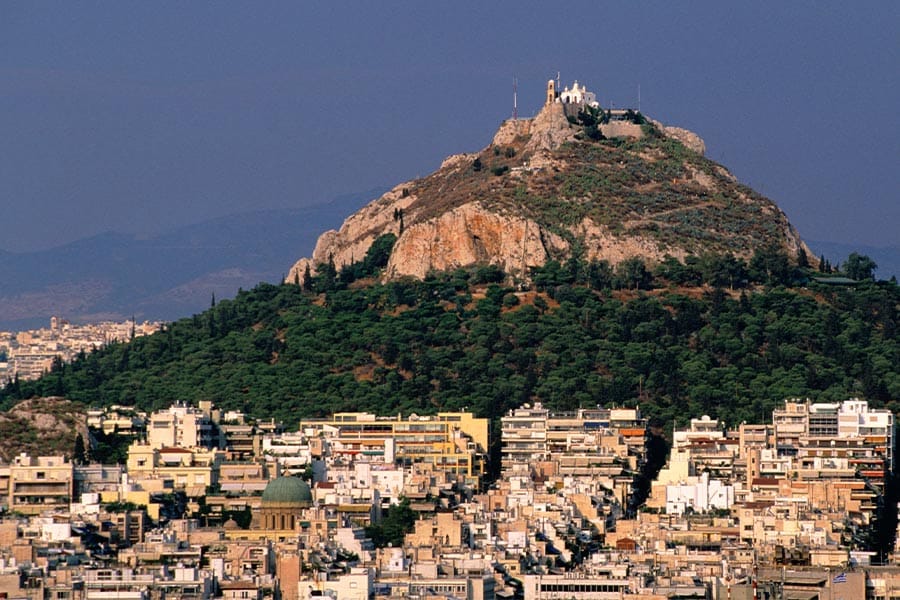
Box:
[5,454,73,515]
[126,443,224,495]
[299,411,489,483]
[501,403,643,475]
[147,403,218,450]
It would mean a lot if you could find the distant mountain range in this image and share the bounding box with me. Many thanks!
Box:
[0,190,384,330]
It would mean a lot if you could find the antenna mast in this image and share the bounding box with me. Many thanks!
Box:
[513,77,518,120]
[638,83,641,112]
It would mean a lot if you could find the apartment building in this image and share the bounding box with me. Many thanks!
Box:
[298,411,489,483]
[501,403,644,475]
[5,454,73,515]
[126,443,225,495]
[500,402,550,471]
[772,398,894,492]
[147,403,218,450]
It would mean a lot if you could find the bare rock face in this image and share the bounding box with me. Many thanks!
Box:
[491,119,531,147]
[286,101,808,285]
[651,119,706,155]
[523,102,577,153]
[576,218,684,265]
[385,204,551,279]
[286,183,413,282]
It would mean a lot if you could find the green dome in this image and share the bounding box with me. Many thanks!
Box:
[261,476,312,506]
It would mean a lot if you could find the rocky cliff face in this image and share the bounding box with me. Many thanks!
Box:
[287,103,808,283]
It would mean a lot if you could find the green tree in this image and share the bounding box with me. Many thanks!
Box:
[302,264,313,292]
[843,253,877,281]
[365,497,417,548]
[72,433,86,465]
[360,234,397,276]
[615,258,652,290]
[749,246,794,285]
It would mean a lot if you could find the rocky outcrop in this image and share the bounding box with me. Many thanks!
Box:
[286,101,808,285]
[286,183,414,282]
[523,102,577,153]
[660,123,706,155]
[385,204,553,279]
[0,398,88,462]
[576,218,683,265]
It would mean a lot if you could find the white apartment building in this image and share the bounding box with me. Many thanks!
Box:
[501,403,550,471]
[772,398,894,471]
[501,403,644,474]
[665,472,734,516]
[147,403,217,450]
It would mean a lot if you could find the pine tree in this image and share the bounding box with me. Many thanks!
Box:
[302,265,312,292]
[73,433,86,465]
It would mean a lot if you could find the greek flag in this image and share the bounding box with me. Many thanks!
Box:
[832,572,847,584]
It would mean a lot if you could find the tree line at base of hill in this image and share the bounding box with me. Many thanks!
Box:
[0,245,895,440]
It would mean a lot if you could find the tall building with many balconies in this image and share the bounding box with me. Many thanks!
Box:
[147,403,218,450]
[297,411,489,485]
[5,454,73,515]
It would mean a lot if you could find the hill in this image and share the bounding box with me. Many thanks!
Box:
[0,190,382,330]
[4,261,897,439]
[2,93,895,452]
[0,397,87,462]
[289,102,808,283]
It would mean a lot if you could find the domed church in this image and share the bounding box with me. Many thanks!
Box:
[250,475,313,539]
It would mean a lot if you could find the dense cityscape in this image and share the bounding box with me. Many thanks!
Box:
[0,394,893,598]
[0,319,162,384]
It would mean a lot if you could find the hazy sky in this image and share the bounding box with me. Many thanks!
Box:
[1,2,897,252]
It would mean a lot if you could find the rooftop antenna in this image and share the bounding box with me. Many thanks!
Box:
[513,77,518,120]
[638,83,641,112]
[556,71,561,95]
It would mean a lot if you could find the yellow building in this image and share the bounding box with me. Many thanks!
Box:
[126,442,224,496]
[298,411,488,482]
[6,454,73,515]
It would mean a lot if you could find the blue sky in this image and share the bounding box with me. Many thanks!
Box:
[1,1,897,252]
